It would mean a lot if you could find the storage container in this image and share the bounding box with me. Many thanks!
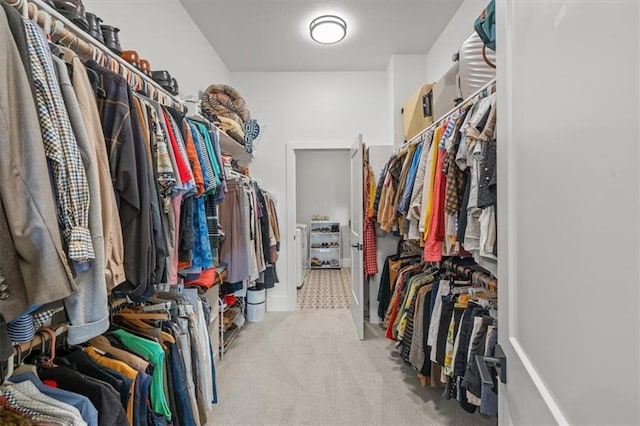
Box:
[247,287,266,322]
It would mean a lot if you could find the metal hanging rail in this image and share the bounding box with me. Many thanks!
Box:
[5,0,185,112]
[406,77,497,145]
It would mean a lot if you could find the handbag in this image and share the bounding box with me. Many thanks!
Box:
[474,0,496,68]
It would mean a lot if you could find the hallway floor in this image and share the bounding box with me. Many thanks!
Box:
[209,309,497,425]
[297,268,351,310]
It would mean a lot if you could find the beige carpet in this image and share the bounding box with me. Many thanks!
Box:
[297,268,351,310]
[208,310,497,426]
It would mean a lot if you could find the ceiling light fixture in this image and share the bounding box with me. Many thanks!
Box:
[309,15,347,45]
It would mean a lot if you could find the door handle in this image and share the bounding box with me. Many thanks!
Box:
[351,243,363,250]
[475,344,507,384]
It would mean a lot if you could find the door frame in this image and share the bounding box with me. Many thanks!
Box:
[285,141,354,311]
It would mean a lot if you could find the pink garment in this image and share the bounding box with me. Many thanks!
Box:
[424,149,447,261]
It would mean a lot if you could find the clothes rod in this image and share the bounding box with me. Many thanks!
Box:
[5,0,185,112]
[12,323,68,357]
[442,258,497,291]
[406,77,496,145]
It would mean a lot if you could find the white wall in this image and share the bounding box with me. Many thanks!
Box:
[425,0,488,82]
[386,55,429,145]
[83,0,230,96]
[231,71,390,310]
[295,149,351,262]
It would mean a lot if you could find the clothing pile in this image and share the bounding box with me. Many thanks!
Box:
[0,2,273,353]
[374,90,497,275]
[200,84,260,151]
[378,254,498,417]
[1,286,217,426]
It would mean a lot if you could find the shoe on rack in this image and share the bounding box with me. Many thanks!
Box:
[139,59,152,77]
[53,0,89,31]
[100,24,122,55]
[86,12,104,43]
[121,50,140,69]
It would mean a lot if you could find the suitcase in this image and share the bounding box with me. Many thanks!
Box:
[458,32,496,99]
[401,83,434,141]
[432,61,462,121]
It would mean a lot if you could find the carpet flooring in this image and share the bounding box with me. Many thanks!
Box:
[297,268,351,310]
[208,309,498,425]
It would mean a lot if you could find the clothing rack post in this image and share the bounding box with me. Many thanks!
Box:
[5,0,185,112]
[406,77,496,145]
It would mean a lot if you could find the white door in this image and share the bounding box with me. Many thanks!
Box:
[350,135,364,340]
[497,1,639,425]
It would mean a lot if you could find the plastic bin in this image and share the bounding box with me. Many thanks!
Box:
[247,287,266,322]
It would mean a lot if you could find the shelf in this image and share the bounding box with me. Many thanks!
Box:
[311,232,340,235]
[310,220,339,223]
[310,247,340,251]
[220,324,243,353]
[310,266,341,269]
[218,130,254,167]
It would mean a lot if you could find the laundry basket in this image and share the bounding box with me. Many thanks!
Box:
[246,287,266,322]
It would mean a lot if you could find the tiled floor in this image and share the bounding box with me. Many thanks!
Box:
[296,268,351,310]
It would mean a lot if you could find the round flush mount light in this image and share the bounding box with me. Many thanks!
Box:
[309,15,347,45]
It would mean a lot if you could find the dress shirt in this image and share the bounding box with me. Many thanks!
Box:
[23,20,93,265]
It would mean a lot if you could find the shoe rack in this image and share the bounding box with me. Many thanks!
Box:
[309,220,341,269]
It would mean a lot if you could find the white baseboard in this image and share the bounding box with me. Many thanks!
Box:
[341,258,352,268]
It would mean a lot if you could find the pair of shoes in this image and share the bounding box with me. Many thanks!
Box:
[152,71,180,95]
[311,243,322,248]
[311,257,322,267]
[330,260,340,267]
[331,225,339,232]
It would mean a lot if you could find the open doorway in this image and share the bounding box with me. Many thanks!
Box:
[293,148,352,310]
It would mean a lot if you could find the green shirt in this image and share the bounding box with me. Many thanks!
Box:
[112,329,172,419]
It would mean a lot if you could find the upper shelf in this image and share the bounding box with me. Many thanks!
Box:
[218,130,254,167]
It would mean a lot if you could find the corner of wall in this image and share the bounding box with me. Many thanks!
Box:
[425,0,488,82]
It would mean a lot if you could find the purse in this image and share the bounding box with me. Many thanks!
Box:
[474,0,496,68]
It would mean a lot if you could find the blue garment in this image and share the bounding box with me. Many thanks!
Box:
[189,196,213,272]
[168,342,197,425]
[187,121,213,193]
[398,143,423,215]
[136,372,153,426]
[10,372,99,426]
[195,123,221,189]
[439,115,457,150]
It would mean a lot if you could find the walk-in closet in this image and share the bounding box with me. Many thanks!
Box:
[0,0,638,425]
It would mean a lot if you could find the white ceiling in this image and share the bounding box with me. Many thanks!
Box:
[179,0,464,72]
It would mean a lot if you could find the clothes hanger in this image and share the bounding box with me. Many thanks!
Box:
[32,328,57,369]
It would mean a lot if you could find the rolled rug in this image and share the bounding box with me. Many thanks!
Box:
[201,84,250,125]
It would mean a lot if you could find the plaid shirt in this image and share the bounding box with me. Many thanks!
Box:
[24,21,94,264]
